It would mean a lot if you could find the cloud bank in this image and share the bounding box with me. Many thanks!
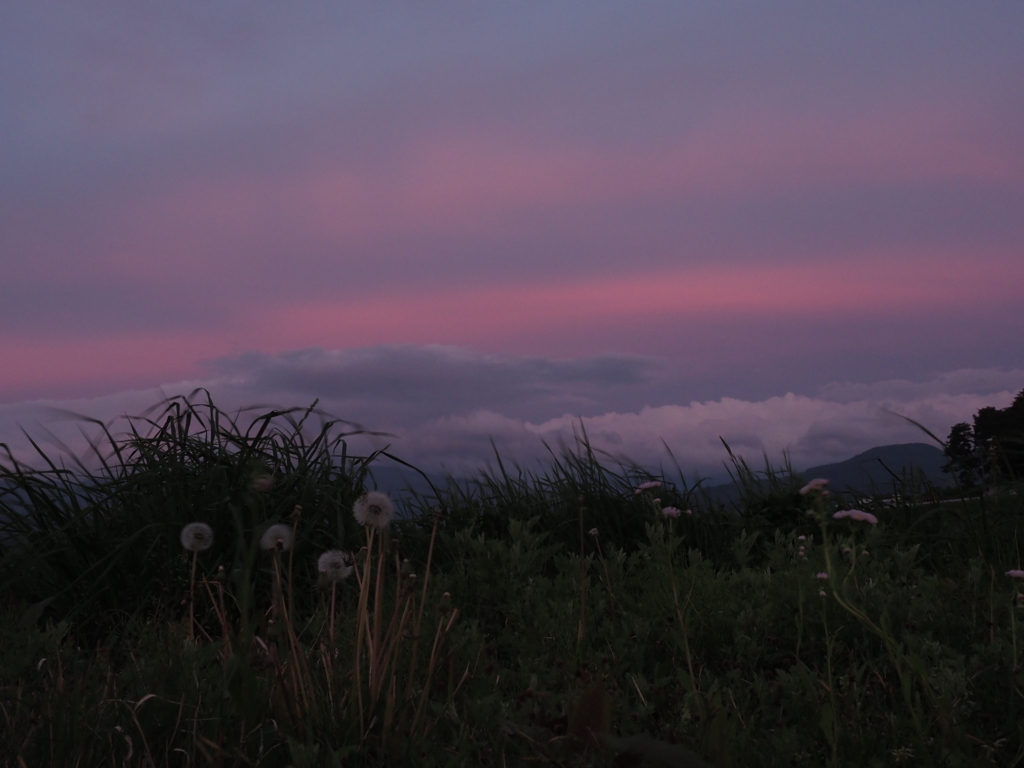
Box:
[1,345,1018,483]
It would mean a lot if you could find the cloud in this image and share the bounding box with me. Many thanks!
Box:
[817,368,1024,402]
[387,388,1014,479]
[204,345,663,424]
[0,345,1018,483]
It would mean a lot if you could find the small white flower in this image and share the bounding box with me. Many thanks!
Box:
[661,506,682,518]
[1006,570,1024,579]
[799,478,829,495]
[819,590,827,598]
[260,523,293,551]
[317,550,353,582]
[588,528,600,537]
[816,572,829,580]
[353,491,395,529]
[833,509,878,525]
[797,535,807,541]
[180,522,214,552]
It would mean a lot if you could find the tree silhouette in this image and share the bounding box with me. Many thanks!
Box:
[943,389,1024,487]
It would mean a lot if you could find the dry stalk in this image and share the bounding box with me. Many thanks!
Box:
[369,533,388,694]
[373,588,416,707]
[188,550,198,641]
[411,608,459,736]
[353,526,376,735]
[406,510,441,706]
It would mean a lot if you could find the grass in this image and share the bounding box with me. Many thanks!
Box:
[1,392,1023,766]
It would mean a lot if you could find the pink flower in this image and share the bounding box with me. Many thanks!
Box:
[833,509,878,525]
[634,481,662,494]
[799,478,829,495]
[661,507,682,518]
[1006,570,1024,579]
[816,572,829,580]
[797,535,807,541]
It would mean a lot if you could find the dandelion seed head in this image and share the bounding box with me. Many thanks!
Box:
[833,509,878,525]
[317,550,353,582]
[260,523,293,551]
[352,490,395,529]
[180,522,214,552]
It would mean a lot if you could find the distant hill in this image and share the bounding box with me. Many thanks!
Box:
[367,442,952,510]
[800,442,950,496]
[703,442,950,504]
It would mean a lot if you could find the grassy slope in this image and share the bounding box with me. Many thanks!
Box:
[1,395,1022,767]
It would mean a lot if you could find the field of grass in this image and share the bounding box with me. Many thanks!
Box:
[2,393,1023,767]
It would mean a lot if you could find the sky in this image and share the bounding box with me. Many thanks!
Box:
[1,2,1022,481]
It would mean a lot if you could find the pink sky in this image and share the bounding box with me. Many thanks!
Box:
[1,2,1022,471]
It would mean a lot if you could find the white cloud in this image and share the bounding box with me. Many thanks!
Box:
[0,346,1019,482]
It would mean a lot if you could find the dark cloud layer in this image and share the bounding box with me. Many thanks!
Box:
[204,345,665,424]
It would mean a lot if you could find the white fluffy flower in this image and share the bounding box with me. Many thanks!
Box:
[353,491,395,529]
[317,550,353,582]
[661,506,682,518]
[180,522,214,552]
[260,523,293,551]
